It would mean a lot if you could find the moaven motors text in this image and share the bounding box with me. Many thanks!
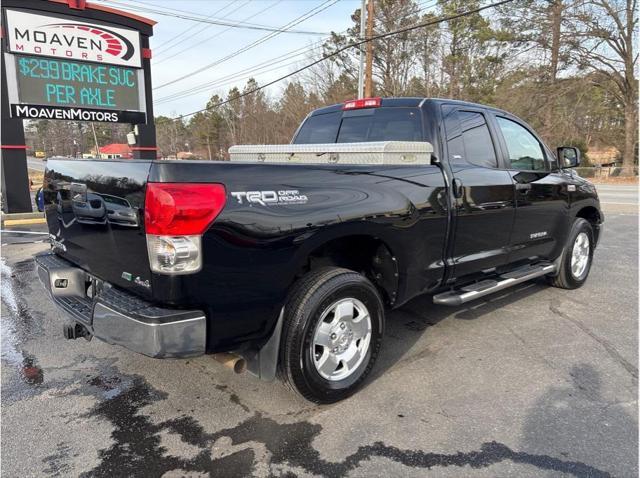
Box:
[13,105,119,122]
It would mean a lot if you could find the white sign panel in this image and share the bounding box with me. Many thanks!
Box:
[5,9,142,68]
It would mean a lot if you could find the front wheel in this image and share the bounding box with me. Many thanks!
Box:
[279,267,384,403]
[548,218,594,289]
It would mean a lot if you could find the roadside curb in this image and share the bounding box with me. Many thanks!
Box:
[1,212,46,226]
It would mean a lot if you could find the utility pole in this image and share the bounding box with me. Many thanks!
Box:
[357,0,366,98]
[91,123,101,159]
[364,0,375,97]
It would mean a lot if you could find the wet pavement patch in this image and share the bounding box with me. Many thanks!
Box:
[1,257,45,344]
[1,257,48,401]
[76,375,613,478]
[87,375,130,400]
[81,376,257,478]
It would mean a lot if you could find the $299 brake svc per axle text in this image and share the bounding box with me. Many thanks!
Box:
[17,56,137,108]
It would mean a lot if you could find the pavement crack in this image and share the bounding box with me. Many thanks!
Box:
[549,301,638,382]
[503,324,564,375]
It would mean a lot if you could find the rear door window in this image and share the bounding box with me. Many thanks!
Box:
[443,109,498,168]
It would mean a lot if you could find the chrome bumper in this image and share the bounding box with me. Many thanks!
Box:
[35,253,206,358]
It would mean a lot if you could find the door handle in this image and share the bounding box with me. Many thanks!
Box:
[453,178,464,198]
[515,183,532,191]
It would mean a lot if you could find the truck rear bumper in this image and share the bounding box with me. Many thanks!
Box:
[35,253,206,358]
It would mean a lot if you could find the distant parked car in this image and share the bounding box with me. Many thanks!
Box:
[99,194,138,227]
[71,192,107,225]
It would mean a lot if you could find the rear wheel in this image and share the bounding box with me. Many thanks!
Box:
[279,267,384,403]
[548,218,594,289]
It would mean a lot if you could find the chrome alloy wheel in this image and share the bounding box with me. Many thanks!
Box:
[312,298,372,381]
[570,232,590,279]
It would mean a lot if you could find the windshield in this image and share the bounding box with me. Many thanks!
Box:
[294,107,423,144]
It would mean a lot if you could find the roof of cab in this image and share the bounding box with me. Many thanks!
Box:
[309,97,508,116]
[310,97,424,115]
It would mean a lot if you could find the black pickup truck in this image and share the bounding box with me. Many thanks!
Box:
[37,97,603,403]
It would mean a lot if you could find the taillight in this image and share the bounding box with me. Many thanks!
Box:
[144,183,226,275]
[147,235,202,275]
[342,97,381,110]
[145,183,226,235]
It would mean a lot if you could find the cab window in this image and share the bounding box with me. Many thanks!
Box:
[443,108,498,168]
[496,117,546,171]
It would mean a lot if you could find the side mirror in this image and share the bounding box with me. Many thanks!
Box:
[557,146,581,168]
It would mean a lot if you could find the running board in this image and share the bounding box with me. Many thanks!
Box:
[433,263,556,306]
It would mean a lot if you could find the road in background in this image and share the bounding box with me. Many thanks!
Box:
[26,158,45,172]
[1,207,637,476]
[597,184,638,207]
[0,226,48,245]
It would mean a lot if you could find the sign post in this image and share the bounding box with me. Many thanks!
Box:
[1,50,31,213]
[1,0,157,212]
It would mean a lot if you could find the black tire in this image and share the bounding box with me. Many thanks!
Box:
[279,267,384,403]
[548,218,594,289]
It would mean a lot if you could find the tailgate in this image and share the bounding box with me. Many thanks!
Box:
[43,159,153,296]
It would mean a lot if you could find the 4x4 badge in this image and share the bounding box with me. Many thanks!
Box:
[134,277,150,289]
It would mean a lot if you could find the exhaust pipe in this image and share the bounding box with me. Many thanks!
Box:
[213,353,246,374]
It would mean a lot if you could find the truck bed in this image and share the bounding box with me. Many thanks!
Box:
[43,157,447,351]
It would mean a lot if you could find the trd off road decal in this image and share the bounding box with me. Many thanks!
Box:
[231,190,308,206]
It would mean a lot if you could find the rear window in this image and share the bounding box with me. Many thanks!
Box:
[294,107,423,144]
[294,112,342,144]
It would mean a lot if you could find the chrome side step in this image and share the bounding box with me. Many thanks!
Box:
[433,263,556,306]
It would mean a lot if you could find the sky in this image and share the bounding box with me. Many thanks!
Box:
[97,0,361,118]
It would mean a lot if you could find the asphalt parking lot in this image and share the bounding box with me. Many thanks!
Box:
[1,195,637,477]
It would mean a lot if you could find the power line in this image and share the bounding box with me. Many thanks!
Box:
[153,0,241,54]
[158,0,442,106]
[99,0,321,34]
[156,0,440,103]
[155,50,312,104]
[155,1,251,57]
[155,1,283,65]
[96,0,327,35]
[170,0,515,121]
[154,0,341,91]
[154,0,338,89]
[155,1,437,103]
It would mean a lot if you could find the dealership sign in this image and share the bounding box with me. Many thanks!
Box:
[10,104,144,123]
[5,9,142,68]
[4,9,146,123]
